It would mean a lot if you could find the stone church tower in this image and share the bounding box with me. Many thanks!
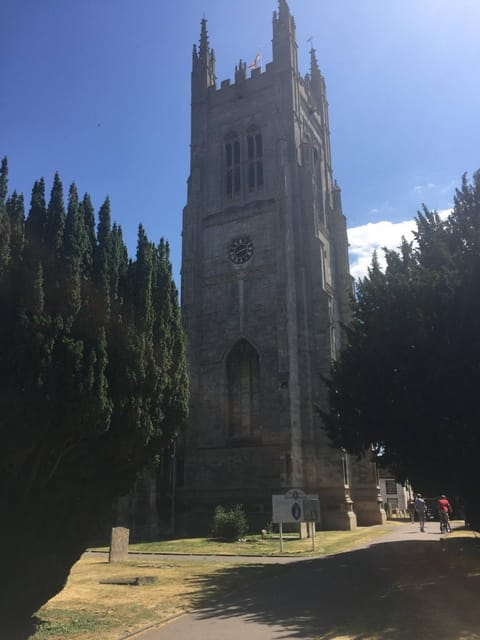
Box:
[180,0,385,531]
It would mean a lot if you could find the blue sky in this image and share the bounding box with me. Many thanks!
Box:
[2,0,479,282]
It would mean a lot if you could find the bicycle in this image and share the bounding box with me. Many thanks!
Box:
[439,510,452,534]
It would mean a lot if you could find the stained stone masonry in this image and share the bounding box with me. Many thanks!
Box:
[179,0,386,533]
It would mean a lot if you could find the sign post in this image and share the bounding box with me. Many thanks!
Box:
[303,498,320,551]
[272,489,320,553]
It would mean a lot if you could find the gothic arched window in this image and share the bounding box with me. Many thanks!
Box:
[225,135,241,197]
[226,339,260,439]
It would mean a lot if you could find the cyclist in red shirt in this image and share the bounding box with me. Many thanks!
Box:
[437,494,452,533]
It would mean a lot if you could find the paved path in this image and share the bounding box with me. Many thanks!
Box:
[127,521,480,640]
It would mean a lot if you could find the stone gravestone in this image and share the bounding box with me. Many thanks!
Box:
[109,526,129,563]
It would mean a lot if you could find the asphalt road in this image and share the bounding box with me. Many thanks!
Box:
[128,521,480,640]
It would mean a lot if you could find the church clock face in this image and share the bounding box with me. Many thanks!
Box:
[228,237,254,264]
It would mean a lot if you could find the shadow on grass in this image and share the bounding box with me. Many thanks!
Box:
[186,537,480,639]
[1,619,37,640]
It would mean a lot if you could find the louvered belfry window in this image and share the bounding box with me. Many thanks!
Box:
[247,133,263,191]
[225,137,241,197]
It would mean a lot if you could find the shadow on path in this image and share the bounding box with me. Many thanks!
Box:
[186,537,480,639]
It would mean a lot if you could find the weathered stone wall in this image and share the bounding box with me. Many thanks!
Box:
[179,2,383,533]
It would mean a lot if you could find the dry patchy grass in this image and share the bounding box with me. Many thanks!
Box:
[32,523,400,639]
[31,555,286,640]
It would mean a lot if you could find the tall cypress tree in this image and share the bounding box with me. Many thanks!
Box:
[64,183,82,261]
[94,197,113,319]
[25,178,47,244]
[0,157,10,279]
[5,192,26,311]
[154,239,189,436]
[0,160,188,636]
[6,192,25,263]
[0,156,7,204]
[80,193,96,277]
[63,183,84,316]
[109,222,127,302]
[135,224,154,334]
[45,172,66,256]
[22,180,48,315]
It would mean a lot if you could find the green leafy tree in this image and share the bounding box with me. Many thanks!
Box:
[323,171,480,530]
[0,161,188,638]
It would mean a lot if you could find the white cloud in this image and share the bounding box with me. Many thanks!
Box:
[413,183,437,193]
[347,209,452,281]
[347,219,416,281]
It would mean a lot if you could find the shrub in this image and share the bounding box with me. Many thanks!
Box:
[211,505,248,541]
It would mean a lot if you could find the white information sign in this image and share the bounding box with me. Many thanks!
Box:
[272,489,320,524]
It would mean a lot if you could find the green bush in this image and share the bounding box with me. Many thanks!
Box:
[210,505,248,541]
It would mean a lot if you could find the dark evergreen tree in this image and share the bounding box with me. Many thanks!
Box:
[63,182,90,317]
[0,162,188,638]
[0,157,11,279]
[154,239,189,436]
[134,224,154,333]
[93,196,113,319]
[6,191,25,263]
[22,180,48,314]
[64,183,83,262]
[0,156,7,203]
[25,178,47,244]
[29,260,45,315]
[110,222,128,300]
[323,171,480,530]
[80,193,96,276]
[45,172,65,256]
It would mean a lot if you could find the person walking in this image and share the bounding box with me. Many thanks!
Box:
[414,493,427,532]
[407,498,415,523]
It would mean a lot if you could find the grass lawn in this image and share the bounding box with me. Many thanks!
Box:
[91,522,402,557]
[33,523,402,640]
